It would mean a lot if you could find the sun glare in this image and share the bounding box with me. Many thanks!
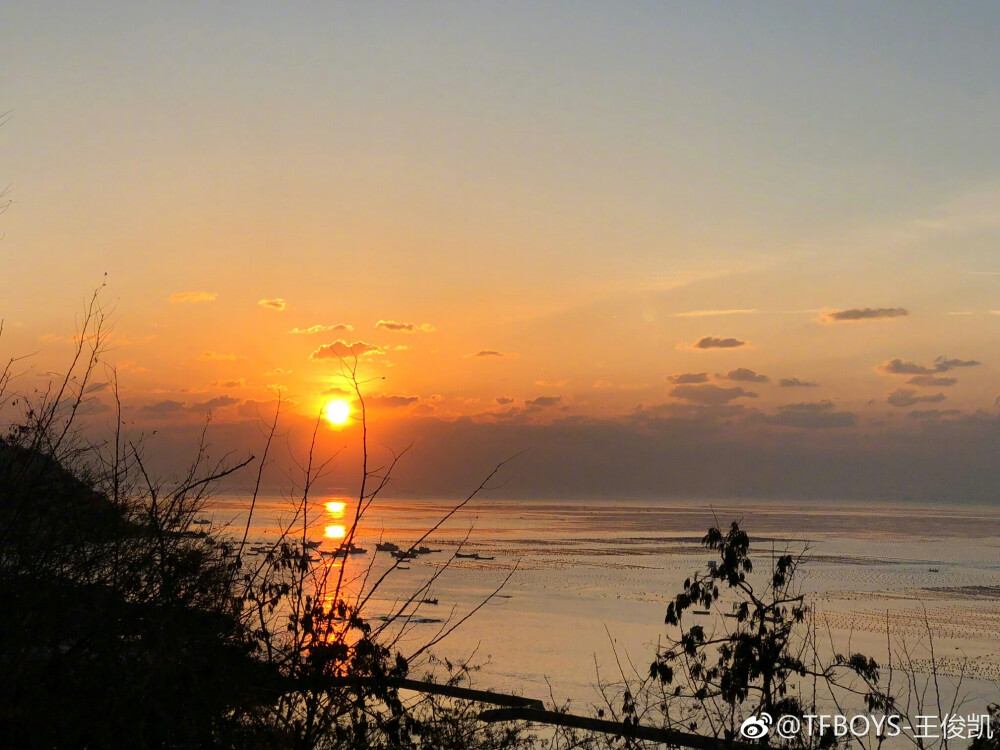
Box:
[325,500,346,514]
[322,399,351,426]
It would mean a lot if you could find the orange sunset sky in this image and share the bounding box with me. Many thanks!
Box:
[4,3,1000,501]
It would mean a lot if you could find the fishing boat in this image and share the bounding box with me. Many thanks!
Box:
[375,541,400,552]
[331,543,367,556]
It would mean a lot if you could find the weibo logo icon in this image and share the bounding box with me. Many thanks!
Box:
[739,713,773,739]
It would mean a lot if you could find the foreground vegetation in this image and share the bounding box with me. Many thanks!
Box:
[0,295,594,749]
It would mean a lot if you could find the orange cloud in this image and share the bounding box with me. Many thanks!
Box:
[258,298,287,311]
[375,320,435,333]
[878,356,980,375]
[288,323,353,334]
[685,336,745,350]
[778,377,820,388]
[887,388,946,407]
[211,378,247,388]
[526,396,561,408]
[820,307,907,323]
[907,374,957,387]
[369,394,419,408]
[310,340,385,360]
[189,395,239,412]
[718,368,769,383]
[667,372,709,384]
[141,399,186,415]
[465,350,517,358]
[670,384,757,404]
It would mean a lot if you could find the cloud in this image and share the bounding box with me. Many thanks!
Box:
[629,401,749,423]
[211,378,247,388]
[933,356,981,371]
[879,356,981,375]
[879,358,932,375]
[496,396,514,405]
[778,377,820,388]
[906,374,958,387]
[189,395,239,412]
[908,409,962,420]
[289,323,353,335]
[820,307,908,323]
[258,298,287,311]
[674,309,759,317]
[719,368,769,383]
[525,396,562,408]
[369,394,419,408]
[466,350,514,358]
[310,340,385,360]
[887,388,947,408]
[760,401,856,429]
[199,351,241,361]
[375,320,436,333]
[667,372,709,384]
[669,384,757,404]
[689,336,746,350]
[140,399,186,415]
[536,379,568,387]
[168,291,217,303]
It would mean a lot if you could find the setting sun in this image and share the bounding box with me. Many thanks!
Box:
[322,399,351,426]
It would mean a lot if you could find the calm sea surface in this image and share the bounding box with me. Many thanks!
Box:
[204,495,1000,710]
